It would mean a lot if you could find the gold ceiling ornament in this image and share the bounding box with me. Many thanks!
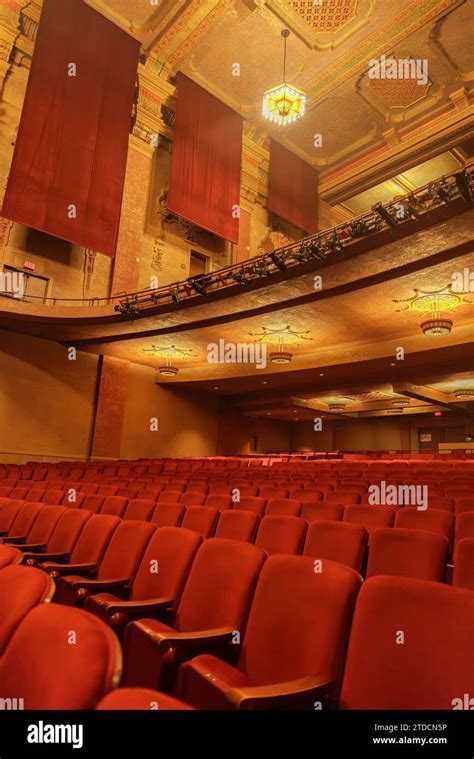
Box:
[328,403,346,413]
[262,29,306,126]
[249,325,310,364]
[143,344,196,376]
[394,286,471,337]
[454,389,474,400]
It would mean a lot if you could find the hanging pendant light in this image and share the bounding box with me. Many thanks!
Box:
[263,29,306,126]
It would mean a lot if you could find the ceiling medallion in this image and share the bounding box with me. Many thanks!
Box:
[249,325,310,365]
[454,389,474,400]
[394,286,471,337]
[143,344,196,376]
[262,29,306,126]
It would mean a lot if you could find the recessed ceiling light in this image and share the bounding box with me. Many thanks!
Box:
[390,363,396,366]
[214,386,219,390]
[319,373,324,376]
[263,381,267,385]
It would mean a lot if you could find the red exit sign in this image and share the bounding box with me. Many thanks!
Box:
[23,261,35,270]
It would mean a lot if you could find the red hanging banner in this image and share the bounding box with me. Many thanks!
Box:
[167,73,243,244]
[268,140,318,234]
[1,0,139,257]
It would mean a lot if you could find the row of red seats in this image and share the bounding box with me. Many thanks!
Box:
[1,481,473,516]
[0,533,472,709]
[1,497,472,598]
[2,492,473,556]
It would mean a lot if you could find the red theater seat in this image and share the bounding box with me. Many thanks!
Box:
[366,528,447,582]
[181,507,219,538]
[453,538,474,590]
[96,688,194,710]
[158,491,182,503]
[0,604,121,709]
[116,487,141,500]
[455,511,474,546]
[258,488,289,500]
[97,486,119,497]
[123,499,155,521]
[25,489,46,502]
[8,487,29,500]
[303,520,367,573]
[232,496,266,518]
[339,576,474,709]
[0,544,21,568]
[99,496,128,518]
[394,508,454,548]
[426,495,455,512]
[177,555,361,709]
[151,503,185,527]
[265,499,301,517]
[53,520,155,606]
[289,489,324,502]
[300,503,345,522]
[215,510,259,543]
[37,514,121,577]
[123,538,266,690]
[82,495,105,513]
[455,497,474,515]
[2,503,43,542]
[5,505,65,549]
[21,508,92,563]
[0,565,54,654]
[343,505,396,536]
[180,492,206,507]
[255,516,307,556]
[0,499,26,534]
[325,493,361,506]
[79,483,99,495]
[85,527,202,636]
[205,494,233,511]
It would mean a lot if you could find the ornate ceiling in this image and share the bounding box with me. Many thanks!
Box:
[85,0,473,192]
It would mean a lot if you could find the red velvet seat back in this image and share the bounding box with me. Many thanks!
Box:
[70,514,121,565]
[97,485,118,497]
[265,498,301,517]
[174,538,266,633]
[25,505,66,543]
[42,490,65,506]
[158,491,182,503]
[0,604,121,709]
[181,506,219,538]
[325,493,361,506]
[340,576,474,709]
[255,516,307,556]
[205,494,233,510]
[301,503,344,522]
[233,496,266,517]
[215,510,259,542]
[47,509,92,553]
[455,497,474,515]
[426,496,454,512]
[303,520,367,572]
[259,488,289,500]
[0,565,53,654]
[8,487,29,499]
[123,499,155,521]
[239,555,361,686]
[150,503,185,527]
[366,527,447,582]
[453,538,474,590]
[99,496,128,518]
[394,507,454,547]
[82,495,105,513]
[290,489,324,502]
[98,520,155,580]
[455,512,474,545]
[180,492,206,507]
[8,503,44,537]
[0,545,21,569]
[0,499,25,532]
[131,527,202,603]
[344,505,396,535]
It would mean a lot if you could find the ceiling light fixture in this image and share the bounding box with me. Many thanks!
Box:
[328,403,346,413]
[262,29,306,126]
[420,318,453,336]
[158,359,179,377]
[454,388,474,400]
[394,287,471,338]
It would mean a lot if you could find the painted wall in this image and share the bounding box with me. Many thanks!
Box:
[217,403,291,454]
[0,329,99,462]
[120,362,219,459]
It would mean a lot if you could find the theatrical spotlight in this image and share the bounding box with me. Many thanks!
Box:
[428,178,451,204]
[372,202,397,227]
[231,270,250,285]
[454,169,473,203]
[170,288,180,304]
[270,251,288,272]
[188,275,209,296]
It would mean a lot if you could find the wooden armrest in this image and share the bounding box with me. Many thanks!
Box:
[150,626,236,654]
[48,562,97,576]
[1,535,26,544]
[105,597,173,616]
[69,577,130,591]
[17,542,47,553]
[36,551,70,563]
[226,674,335,710]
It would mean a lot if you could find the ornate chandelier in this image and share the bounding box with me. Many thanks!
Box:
[263,29,306,126]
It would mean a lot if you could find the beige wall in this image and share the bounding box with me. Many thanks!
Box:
[291,418,405,452]
[120,362,219,459]
[217,403,291,455]
[0,329,99,463]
